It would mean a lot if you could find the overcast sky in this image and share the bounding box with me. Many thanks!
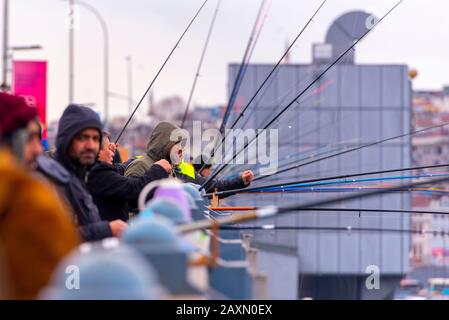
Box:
[2,0,449,121]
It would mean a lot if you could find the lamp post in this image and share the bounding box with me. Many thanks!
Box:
[1,0,9,91]
[68,0,74,103]
[65,0,109,124]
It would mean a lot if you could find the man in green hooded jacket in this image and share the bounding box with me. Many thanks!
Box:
[125,122,253,193]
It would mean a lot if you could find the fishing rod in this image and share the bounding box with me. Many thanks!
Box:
[242,19,354,131]
[224,119,449,182]
[200,0,403,191]
[208,162,449,197]
[114,0,209,143]
[241,186,449,195]
[307,207,449,216]
[207,0,327,174]
[236,66,354,170]
[195,0,271,177]
[200,0,327,175]
[238,97,349,166]
[228,114,360,175]
[208,206,449,217]
[264,106,355,151]
[181,0,222,128]
[218,225,449,237]
[228,137,361,176]
[219,0,272,133]
[220,172,449,196]
[237,70,334,132]
[252,120,449,183]
[245,172,449,192]
[179,173,449,234]
[227,0,327,131]
[248,143,364,181]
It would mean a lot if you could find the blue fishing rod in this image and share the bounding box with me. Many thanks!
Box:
[179,174,449,234]
[248,186,449,196]
[219,225,449,237]
[250,172,449,192]
[207,162,449,197]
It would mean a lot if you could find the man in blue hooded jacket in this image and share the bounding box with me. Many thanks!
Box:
[49,104,127,241]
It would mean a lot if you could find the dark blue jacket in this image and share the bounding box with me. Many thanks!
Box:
[52,104,112,241]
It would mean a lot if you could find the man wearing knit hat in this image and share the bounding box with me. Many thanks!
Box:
[48,104,128,241]
[0,92,44,170]
[0,92,80,299]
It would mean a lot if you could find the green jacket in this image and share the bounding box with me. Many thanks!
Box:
[125,122,182,178]
[124,121,247,193]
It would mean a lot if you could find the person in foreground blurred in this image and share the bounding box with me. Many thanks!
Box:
[0,92,79,299]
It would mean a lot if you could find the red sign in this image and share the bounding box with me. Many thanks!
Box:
[12,61,47,138]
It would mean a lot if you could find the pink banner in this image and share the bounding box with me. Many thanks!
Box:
[12,60,47,138]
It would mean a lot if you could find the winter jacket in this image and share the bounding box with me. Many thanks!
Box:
[0,148,79,299]
[124,122,247,193]
[86,161,169,222]
[125,122,182,177]
[50,104,112,241]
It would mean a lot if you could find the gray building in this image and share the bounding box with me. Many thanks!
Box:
[224,11,412,299]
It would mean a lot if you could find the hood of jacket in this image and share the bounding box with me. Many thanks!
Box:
[146,121,184,162]
[55,104,103,176]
